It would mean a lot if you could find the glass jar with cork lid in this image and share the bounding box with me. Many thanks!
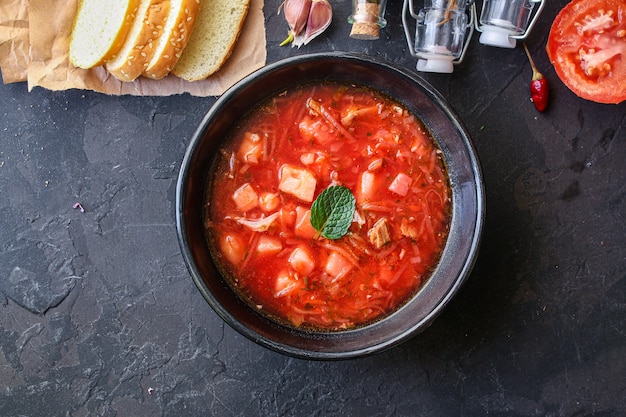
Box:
[348,0,388,40]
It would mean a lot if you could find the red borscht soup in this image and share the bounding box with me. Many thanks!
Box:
[204,83,451,331]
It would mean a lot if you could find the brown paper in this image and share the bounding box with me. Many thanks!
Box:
[0,0,30,84]
[1,0,266,96]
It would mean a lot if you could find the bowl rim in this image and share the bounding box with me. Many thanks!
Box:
[176,51,485,359]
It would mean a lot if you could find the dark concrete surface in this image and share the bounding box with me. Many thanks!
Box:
[1,0,624,416]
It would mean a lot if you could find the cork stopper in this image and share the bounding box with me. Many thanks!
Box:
[350,3,381,40]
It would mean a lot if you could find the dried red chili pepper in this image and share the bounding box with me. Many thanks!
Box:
[523,43,549,112]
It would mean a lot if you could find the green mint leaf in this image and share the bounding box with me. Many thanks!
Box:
[310,185,356,240]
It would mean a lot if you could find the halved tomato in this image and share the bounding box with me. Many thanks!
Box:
[547,0,626,104]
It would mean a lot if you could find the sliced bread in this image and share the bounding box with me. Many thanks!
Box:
[171,0,250,81]
[106,0,171,81]
[69,0,141,69]
[142,0,201,80]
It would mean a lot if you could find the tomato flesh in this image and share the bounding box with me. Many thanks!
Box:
[547,0,626,104]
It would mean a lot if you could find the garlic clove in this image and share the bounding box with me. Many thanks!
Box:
[279,0,312,46]
[292,0,332,48]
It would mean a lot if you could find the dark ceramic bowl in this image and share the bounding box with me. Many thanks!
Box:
[176,52,485,360]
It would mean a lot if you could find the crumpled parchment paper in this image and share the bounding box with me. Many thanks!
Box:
[0,0,267,96]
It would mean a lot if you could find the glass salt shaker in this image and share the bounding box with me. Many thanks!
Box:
[402,0,476,74]
[475,0,545,48]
